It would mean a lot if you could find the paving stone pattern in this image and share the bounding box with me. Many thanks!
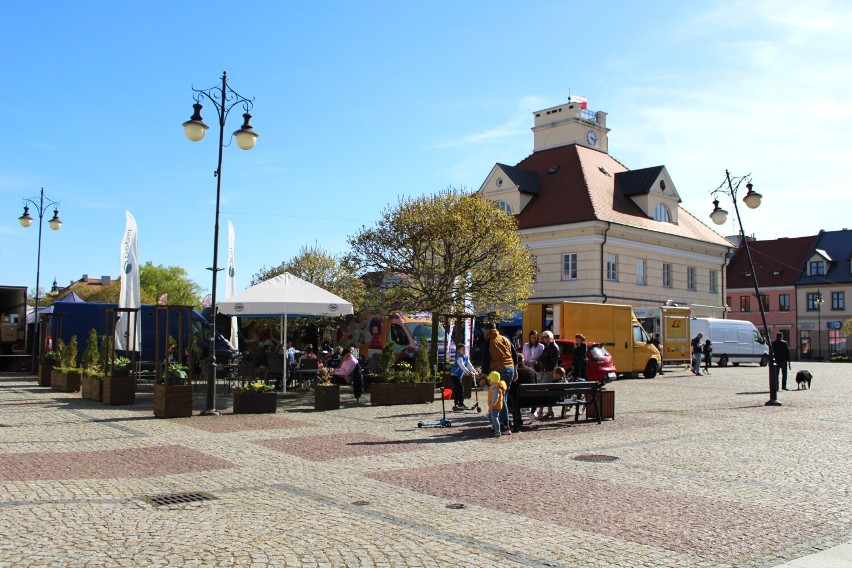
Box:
[0,363,849,567]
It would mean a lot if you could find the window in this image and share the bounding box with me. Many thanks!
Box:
[687,267,696,291]
[809,260,825,275]
[740,295,751,312]
[807,292,824,311]
[662,263,672,288]
[654,204,671,222]
[761,294,770,311]
[495,201,513,215]
[636,259,646,285]
[832,291,845,310]
[709,270,718,293]
[562,253,578,280]
[779,294,790,312]
[606,254,618,281]
[726,296,732,309]
[829,330,847,353]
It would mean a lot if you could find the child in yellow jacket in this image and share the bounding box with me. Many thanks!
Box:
[486,371,506,437]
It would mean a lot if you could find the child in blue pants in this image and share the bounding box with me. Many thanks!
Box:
[486,371,505,437]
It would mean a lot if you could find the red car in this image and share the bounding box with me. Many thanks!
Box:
[554,340,617,383]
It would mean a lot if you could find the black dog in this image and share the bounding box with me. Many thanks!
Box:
[795,370,813,390]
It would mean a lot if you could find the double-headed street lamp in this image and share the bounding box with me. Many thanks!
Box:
[183,71,258,416]
[815,290,824,360]
[18,189,63,371]
[710,170,781,406]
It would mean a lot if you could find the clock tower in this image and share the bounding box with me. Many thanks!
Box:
[531,99,610,153]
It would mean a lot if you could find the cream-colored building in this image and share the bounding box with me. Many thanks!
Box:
[478,99,731,314]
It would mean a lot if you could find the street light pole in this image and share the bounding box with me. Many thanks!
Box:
[815,290,824,360]
[183,71,258,416]
[710,170,780,406]
[18,188,63,372]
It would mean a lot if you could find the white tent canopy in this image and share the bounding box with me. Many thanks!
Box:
[217,273,353,318]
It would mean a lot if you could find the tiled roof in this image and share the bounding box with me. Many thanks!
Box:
[797,229,852,285]
[512,144,730,247]
[726,235,818,289]
[497,163,540,195]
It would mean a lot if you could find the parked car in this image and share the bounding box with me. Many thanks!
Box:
[555,339,617,383]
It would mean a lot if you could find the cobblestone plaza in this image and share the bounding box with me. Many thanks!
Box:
[1,363,849,567]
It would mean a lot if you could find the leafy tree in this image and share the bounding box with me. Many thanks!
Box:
[347,188,536,367]
[81,329,100,371]
[139,262,203,307]
[842,318,852,340]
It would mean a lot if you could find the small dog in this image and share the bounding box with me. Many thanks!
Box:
[795,370,813,390]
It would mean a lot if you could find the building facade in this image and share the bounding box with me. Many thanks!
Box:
[478,99,731,319]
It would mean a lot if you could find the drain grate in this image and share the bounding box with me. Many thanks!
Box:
[446,503,466,510]
[143,492,215,507]
[352,500,371,506]
[573,454,619,463]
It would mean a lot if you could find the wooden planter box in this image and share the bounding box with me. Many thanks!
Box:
[51,369,81,392]
[370,382,435,406]
[233,391,277,414]
[441,374,473,399]
[586,389,615,421]
[153,384,193,418]
[103,373,136,405]
[38,362,54,387]
[314,385,340,411]
[81,375,103,401]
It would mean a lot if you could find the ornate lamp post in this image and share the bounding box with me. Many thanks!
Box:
[18,188,63,371]
[183,71,258,415]
[710,170,780,406]
[815,290,824,360]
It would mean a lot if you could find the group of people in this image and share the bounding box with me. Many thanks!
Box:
[690,333,713,375]
[689,331,792,391]
[449,323,588,436]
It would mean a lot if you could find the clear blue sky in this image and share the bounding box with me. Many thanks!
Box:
[2,1,850,298]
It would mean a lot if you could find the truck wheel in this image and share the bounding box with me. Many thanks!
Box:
[643,360,658,379]
[759,354,769,367]
[718,355,729,367]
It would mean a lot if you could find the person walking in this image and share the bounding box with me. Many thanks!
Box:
[702,339,713,374]
[771,332,792,390]
[481,323,517,434]
[691,333,704,375]
[651,333,665,374]
[449,343,477,411]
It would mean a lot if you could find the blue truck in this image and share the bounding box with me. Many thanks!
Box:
[45,301,235,362]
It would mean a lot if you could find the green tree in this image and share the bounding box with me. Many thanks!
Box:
[347,188,536,367]
[81,329,101,371]
[139,262,203,307]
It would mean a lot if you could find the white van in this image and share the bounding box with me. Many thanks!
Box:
[689,318,769,367]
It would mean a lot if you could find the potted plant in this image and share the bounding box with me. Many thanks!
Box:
[39,350,61,387]
[51,336,82,392]
[154,363,192,418]
[370,358,436,406]
[103,355,135,406]
[232,381,277,414]
[80,329,104,402]
[314,368,340,411]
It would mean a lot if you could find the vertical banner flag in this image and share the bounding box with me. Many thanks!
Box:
[226,220,239,351]
[116,211,141,352]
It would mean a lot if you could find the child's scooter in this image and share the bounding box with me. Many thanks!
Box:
[469,374,482,413]
[418,388,453,428]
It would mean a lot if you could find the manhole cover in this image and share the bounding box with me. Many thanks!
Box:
[446,503,466,510]
[143,492,215,507]
[573,454,619,463]
[352,500,371,506]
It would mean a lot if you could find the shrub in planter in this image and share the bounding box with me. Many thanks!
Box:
[52,336,82,392]
[40,350,61,387]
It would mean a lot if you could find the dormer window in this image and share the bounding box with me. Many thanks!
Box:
[654,203,672,223]
[495,201,514,215]
[809,260,825,275]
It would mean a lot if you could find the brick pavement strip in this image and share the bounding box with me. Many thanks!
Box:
[0,365,850,567]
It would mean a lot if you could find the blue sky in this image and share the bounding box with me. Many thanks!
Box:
[2,1,850,298]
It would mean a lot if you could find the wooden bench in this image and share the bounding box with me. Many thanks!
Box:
[513,381,602,429]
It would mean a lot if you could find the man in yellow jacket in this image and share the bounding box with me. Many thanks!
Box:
[481,322,517,433]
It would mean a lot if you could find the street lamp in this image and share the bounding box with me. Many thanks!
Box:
[183,71,258,415]
[710,170,780,406]
[18,188,63,372]
[815,290,824,360]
